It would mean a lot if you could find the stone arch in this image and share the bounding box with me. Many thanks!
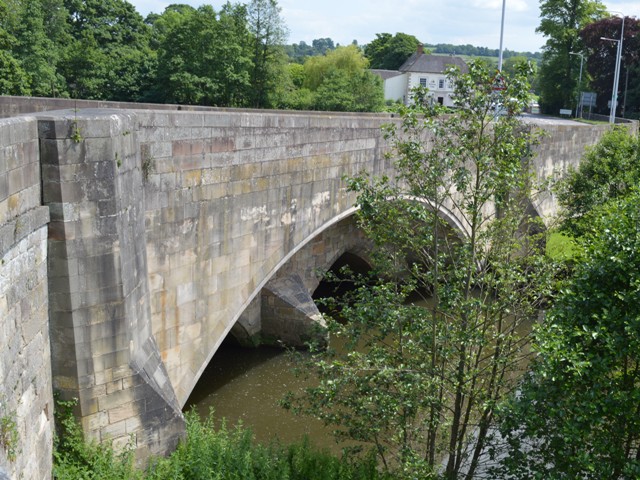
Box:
[185,207,363,402]
[185,198,471,405]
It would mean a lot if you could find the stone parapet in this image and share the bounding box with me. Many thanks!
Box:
[0,117,53,479]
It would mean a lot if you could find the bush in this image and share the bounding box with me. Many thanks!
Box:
[54,402,390,480]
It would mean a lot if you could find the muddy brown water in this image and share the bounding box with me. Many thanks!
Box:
[184,295,533,452]
[184,342,339,450]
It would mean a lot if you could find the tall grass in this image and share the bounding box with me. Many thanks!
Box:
[53,402,391,480]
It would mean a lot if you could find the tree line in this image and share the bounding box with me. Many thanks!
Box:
[4,0,635,118]
[0,0,384,112]
[536,0,640,118]
[426,43,541,61]
[0,0,547,115]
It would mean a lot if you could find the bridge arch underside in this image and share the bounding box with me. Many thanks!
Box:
[229,213,372,350]
[185,197,474,403]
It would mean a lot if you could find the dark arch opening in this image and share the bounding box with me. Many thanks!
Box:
[312,251,372,310]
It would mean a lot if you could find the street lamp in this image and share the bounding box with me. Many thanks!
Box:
[569,52,584,118]
[498,0,506,71]
[600,13,625,124]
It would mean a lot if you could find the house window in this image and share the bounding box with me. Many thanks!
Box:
[437,97,444,105]
[438,79,445,89]
[419,78,427,87]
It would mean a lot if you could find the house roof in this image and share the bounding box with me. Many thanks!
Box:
[399,53,468,75]
[370,69,404,80]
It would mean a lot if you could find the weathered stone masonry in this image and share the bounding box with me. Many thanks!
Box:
[0,116,52,480]
[40,111,184,463]
[0,97,634,477]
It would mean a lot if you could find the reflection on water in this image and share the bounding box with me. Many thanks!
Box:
[184,343,340,450]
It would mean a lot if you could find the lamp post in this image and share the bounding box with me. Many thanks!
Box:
[601,13,625,124]
[569,52,584,118]
[498,0,506,71]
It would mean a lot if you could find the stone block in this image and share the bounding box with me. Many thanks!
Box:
[101,419,127,441]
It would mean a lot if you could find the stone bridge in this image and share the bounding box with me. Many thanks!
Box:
[0,96,632,478]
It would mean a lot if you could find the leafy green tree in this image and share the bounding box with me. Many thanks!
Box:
[300,45,384,112]
[285,38,336,63]
[303,45,369,90]
[364,32,421,70]
[8,0,69,97]
[60,0,155,101]
[495,189,640,479]
[580,16,640,116]
[557,126,640,236]
[288,61,553,479]
[0,0,30,95]
[247,0,288,108]
[153,4,252,106]
[536,0,605,114]
[311,37,335,55]
[314,69,384,112]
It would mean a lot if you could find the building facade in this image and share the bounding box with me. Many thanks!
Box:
[372,45,468,107]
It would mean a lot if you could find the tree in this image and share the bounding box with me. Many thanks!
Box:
[7,0,69,97]
[536,0,605,114]
[311,37,334,55]
[60,0,155,101]
[556,126,640,236]
[313,68,383,112]
[287,61,554,479]
[0,0,30,95]
[285,38,336,64]
[246,0,288,108]
[298,45,384,112]
[580,16,640,116]
[364,32,421,70]
[152,4,252,106]
[495,189,640,479]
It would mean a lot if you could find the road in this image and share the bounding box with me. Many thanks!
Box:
[519,112,589,126]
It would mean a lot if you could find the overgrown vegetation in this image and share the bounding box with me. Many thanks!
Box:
[494,189,640,479]
[490,126,640,479]
[286,60,555,480]
[53,398,392,480]
[556,125,640,236]
[0,402,19,462]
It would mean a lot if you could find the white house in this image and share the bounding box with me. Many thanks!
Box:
[371,45,468,107]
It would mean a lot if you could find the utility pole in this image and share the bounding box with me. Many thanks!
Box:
[498,0,506,71]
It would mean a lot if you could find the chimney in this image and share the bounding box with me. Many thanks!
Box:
[417,43,424,55]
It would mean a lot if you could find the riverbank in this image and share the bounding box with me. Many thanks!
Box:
[53,401,392,480]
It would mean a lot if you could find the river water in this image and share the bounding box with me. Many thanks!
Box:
[184,295,533,452]
[184,294,432,451]
[184,341,339,450]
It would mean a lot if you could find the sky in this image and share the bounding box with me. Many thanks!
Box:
[129,0,640,54]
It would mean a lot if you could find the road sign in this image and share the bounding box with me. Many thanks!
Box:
[580,92,597,108]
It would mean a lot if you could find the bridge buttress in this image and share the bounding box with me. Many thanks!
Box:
[40,110,184,460]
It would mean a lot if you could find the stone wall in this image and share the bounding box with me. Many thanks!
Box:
[136,110,391,405]
[40,110,184,462]
[0,116,52,479]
